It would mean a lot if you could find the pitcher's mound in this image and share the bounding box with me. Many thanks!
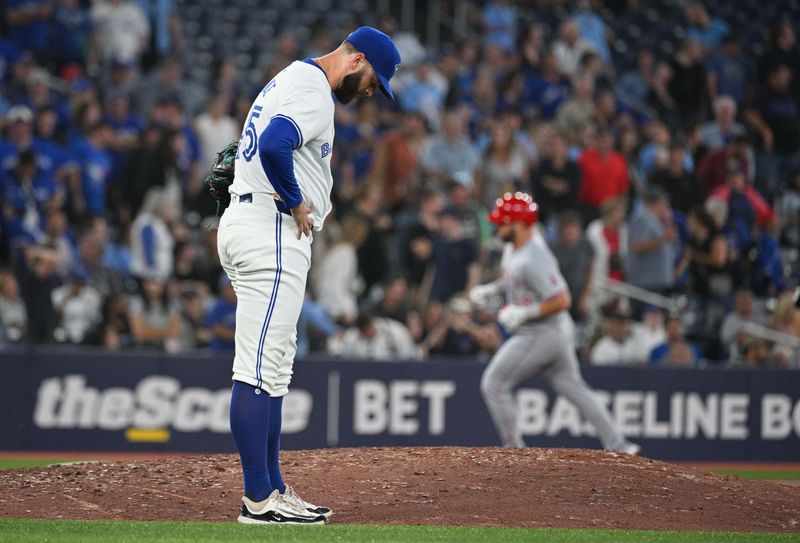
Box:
[0,447,797,532]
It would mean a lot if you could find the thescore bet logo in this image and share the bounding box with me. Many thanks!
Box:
[33,375,312,433]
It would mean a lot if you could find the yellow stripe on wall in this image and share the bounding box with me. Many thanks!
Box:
[125,428,171,443]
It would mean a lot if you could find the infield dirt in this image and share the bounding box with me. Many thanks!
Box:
[0,447,797,532]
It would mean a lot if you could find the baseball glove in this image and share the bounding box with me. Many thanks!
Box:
[204,140,239,215]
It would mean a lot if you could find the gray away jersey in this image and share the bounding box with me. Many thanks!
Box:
[502,234,571,333]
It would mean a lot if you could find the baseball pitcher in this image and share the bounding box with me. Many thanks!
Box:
[213,27,401,524]
[471,193,640,454]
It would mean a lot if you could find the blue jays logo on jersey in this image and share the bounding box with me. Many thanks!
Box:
[321,142,330,158]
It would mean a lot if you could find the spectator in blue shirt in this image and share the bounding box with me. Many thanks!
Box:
[482,0,517,53]
[684,2,729,52]
[5,0,53,54]
[72,122,114,216]
[572,2,611,64]
[205,273,236,352]
[523,51,571,120]
[706,35,749,105]
[48,0,93,69]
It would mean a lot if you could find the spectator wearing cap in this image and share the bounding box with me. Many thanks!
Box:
[551,211,595,321]
[649,315,703,367]
[51,266,102,344]
[577,127,630,223]
[179,284,211,349]
[720,288,760,363]
[590,302,647,365]
[205,274,236,352]
[626,188,677,295]
[648,143,702,214]
[0,105,36,170]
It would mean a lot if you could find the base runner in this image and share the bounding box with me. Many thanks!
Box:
[470,192,640,454]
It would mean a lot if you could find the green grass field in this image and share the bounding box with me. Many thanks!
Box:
[1,520,799,543]
[1,458,798,542]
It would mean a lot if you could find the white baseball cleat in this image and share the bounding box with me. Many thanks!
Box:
[609,441,641,455]
[281,485,333,519]
[238,490,328,525]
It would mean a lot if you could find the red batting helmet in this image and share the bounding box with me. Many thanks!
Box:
[488,192,539,226]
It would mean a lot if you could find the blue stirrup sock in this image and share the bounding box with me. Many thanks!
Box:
[229,380,272,501]
[267,395,286,494]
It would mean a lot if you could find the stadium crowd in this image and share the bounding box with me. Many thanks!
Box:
[0,0,798,368]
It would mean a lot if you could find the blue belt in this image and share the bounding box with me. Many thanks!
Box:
[236,193,291,216]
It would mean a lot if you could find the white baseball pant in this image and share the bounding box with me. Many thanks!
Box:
[480,318,626,448]
[217,193,312,397]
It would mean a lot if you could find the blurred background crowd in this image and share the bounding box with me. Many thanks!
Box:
[0,0,798,368]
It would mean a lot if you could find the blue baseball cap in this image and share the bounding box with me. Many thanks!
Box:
[345,26,401,101]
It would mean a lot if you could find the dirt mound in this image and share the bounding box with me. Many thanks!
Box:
[0,447,797,532]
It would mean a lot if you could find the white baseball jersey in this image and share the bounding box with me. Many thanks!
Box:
[482,232,629,450]
[230,60,335,231]
[502,233,571,333]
